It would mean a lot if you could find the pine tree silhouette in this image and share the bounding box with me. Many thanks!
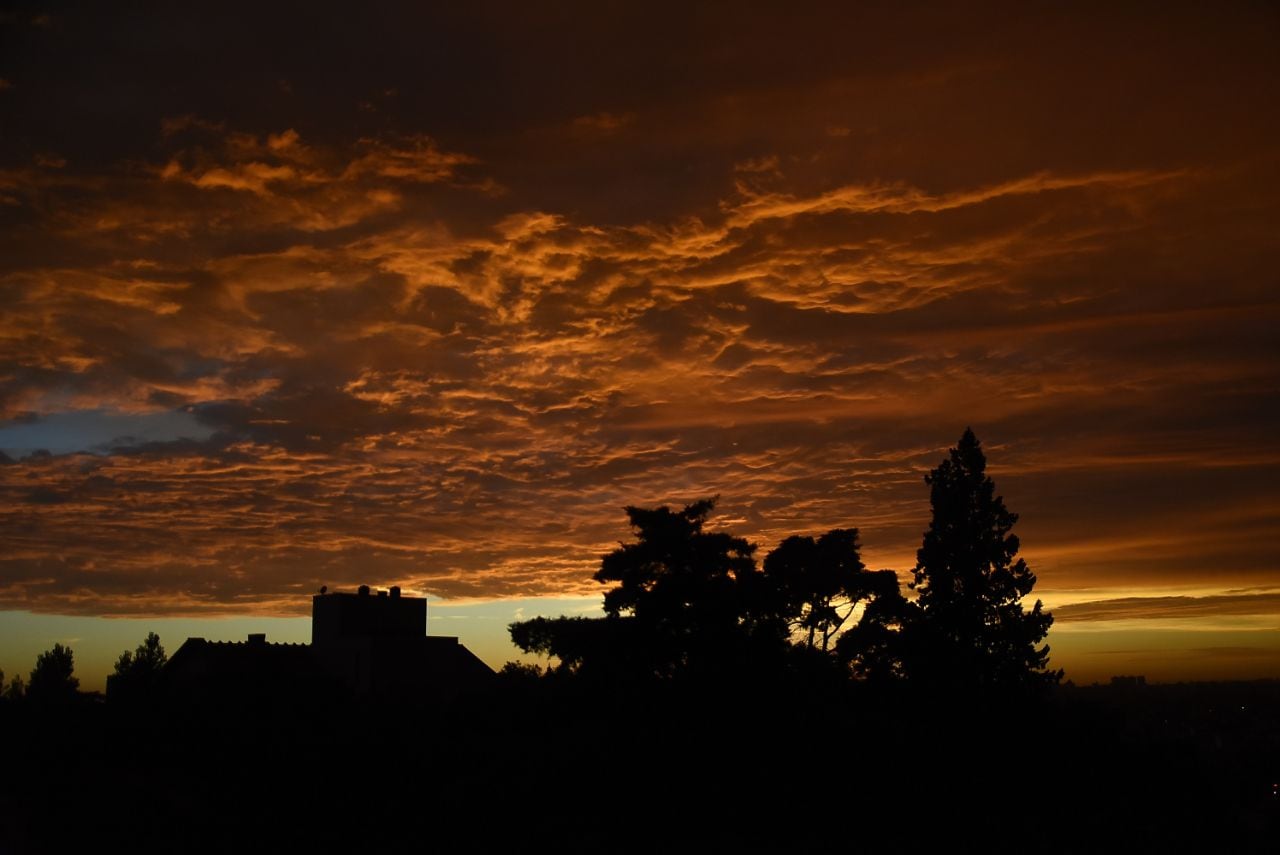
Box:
[906,429,1062,689]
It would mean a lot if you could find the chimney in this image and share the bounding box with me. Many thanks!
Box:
[390,586,401,599]
[247,633,266,645]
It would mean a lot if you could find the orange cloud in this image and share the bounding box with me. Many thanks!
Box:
[1,16,1277,635]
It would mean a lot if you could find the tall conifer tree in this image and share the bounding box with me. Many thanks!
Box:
[907,429,1061,689]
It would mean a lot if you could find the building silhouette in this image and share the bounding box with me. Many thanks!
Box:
[162,586,492,702]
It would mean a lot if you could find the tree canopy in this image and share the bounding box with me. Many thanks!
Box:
[111,632,168,700]
[28,642,79,705]
[508,431,1060,693]
[764,527,872,651]
[511,498,909,682]
[596,499,756,622]
[594,497,779,676]
[903,428,1061,689]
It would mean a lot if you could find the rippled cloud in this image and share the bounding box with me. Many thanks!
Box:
[0,2,1277,621]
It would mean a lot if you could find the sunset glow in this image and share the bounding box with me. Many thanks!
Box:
[2,3,1278,687]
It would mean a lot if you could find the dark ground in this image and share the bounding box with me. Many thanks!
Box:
[2,678,1276,853]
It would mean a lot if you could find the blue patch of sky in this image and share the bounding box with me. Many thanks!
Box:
[0,408,213,456]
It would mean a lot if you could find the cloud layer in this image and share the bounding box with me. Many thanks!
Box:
[1,3,1277,624]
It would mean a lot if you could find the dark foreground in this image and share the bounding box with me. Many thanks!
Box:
[2,677,1277,853]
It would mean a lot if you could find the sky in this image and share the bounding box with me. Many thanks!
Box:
[2,2,1278,689]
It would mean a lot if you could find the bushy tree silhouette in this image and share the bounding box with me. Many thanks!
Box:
[28,643,79,705]
[596,497,777,675]
[904,429,1061,689]
[511,497,783,679]
[764,528,875,651]
[110,632,167,700]
[597,499,751,614]
[3,673,25,701]
[834,570,909,680]
[508,614,650,677]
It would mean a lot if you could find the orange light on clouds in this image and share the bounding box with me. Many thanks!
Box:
[1,3,1278,682]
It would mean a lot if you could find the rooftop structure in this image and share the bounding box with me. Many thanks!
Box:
[312,585,425,645]
[160,586,492,702]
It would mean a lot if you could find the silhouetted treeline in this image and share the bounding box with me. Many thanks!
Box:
[508,428,1061,695]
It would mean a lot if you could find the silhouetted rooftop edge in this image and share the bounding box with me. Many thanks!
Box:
[159,585,492,701]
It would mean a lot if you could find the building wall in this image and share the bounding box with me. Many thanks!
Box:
[311,589,426,646]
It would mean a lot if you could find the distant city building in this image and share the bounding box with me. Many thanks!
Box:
[162,586,492,701]
[1109,675,1147,689]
